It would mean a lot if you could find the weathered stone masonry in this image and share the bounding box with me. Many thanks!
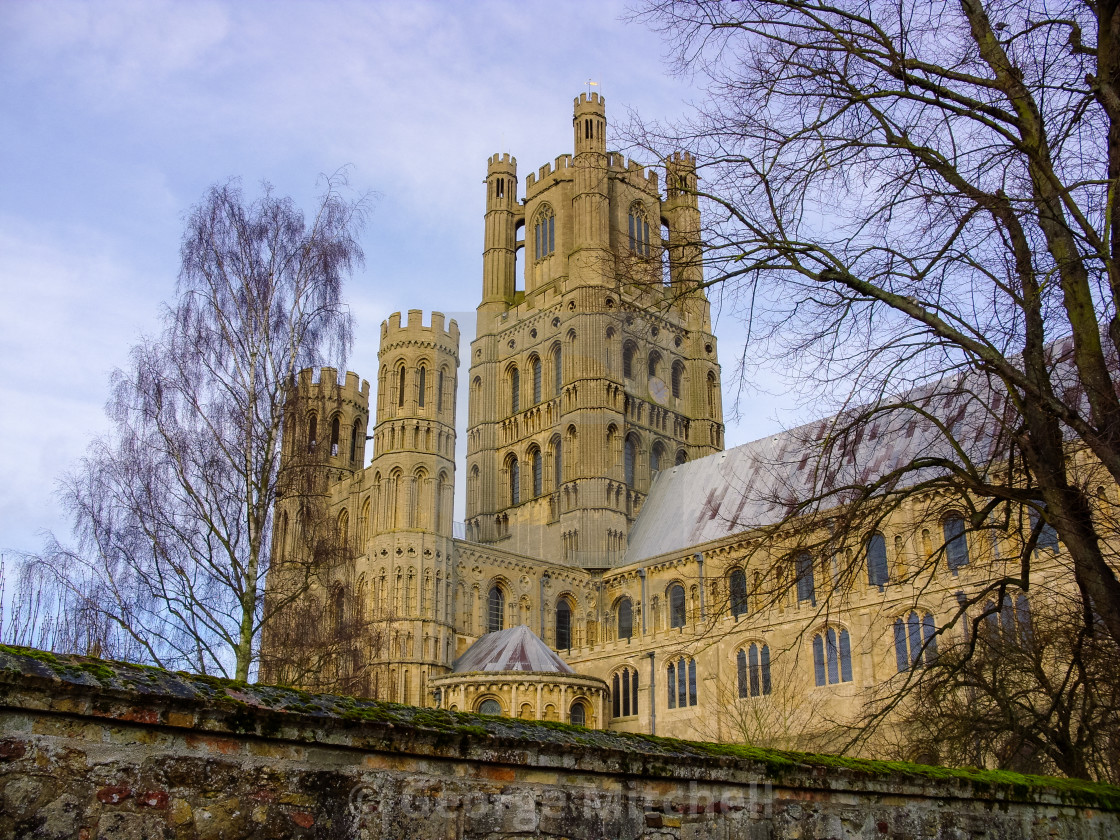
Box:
[2,648,1118,840]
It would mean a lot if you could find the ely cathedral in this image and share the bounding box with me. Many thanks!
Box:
[264,95,1068,749]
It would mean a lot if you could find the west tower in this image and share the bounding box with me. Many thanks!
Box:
[465,94,724,568]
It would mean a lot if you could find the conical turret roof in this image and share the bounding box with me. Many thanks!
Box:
[450,625,573,674]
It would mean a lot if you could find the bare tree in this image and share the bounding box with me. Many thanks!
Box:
[889,590,1120,783]
[630,0,1120,654]
[29,177,365,681]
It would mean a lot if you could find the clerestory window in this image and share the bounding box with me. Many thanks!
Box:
[534,206,555,260]
[628,204,651,257]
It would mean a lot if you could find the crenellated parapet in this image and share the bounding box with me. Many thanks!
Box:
[280,366,371,478]
[380,310,460,360]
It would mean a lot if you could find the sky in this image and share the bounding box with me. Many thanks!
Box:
[0,0,798,557]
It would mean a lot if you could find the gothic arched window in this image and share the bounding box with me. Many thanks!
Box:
[943,514,969,571]
[556,598,572,650]
[530,356,541,404]
[624,435,638,487]
[894,611,938,671]
[488,586,505,633]
[737,643,771,698]
[418,365,427,408]
[508,456,520,505]
[812,627,853,686]
[628,204,651,257]
[611,666,639,717]
[552,344,562,395]
[867,532,888,588]
[510,367,520,414]
[795,552,816,605]
[667,657,698,707]
[729,568,748,618]
[623,342,637,379]
[671,361,684,399]
[531,447,543,497]
[330,415,340,456]
[617,596,633,640]
[397,364,406,408]
[669,583,686,628]
[534,206,555,259]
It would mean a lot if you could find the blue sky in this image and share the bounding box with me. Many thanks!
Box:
[0,0,796,556]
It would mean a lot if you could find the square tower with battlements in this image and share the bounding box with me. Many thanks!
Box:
[464,93,724,567]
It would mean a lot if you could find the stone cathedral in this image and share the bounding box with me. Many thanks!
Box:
[265,94,1071,749]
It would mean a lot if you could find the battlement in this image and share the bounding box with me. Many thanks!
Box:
[524,154,574,191]
[665,151,698,198]
[487,152,517,173]
[381,310,461,345]
[574,91,605,111]
[294,367,370,398]
[606,152,660,192]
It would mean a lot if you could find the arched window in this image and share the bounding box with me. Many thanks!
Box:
[350,422,360,463]
[729,568,748,618]
[478,698,502,716]
[737,643,771,698]
[795,552,815,605]
[569,700,587,726]
[812,628,853,686]
[508,456,520,505]
[628,204,651,256]
[671,361,684,399]
[669,583,686,628]
[437,368,445,412]
[894,610,938,671]
[617,596,633,640]
[551,436,562,488]
[397,364,406,408]
[624,435,638,487]
[675,449,687,466]
[611,666,639,717]
[650,442,664,474]
[867,532,888,588]
[943,514,969,571]
[552,345,562,395]
[510,367,520,414]
[531,448,543,497]
[307,414,318,452]
[623,342,637,379]
[531,356,541,404]
[647,351,661,379]
[556,599,572,650]
[418,365,427,408]
[667,657,698,708]
[534,206,555,259]
[706,371,717,414]
[488,586,505,633]
[330,415,341,456]
[332,588,345,629]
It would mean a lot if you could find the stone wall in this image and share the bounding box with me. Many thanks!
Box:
[1,646,1118,840]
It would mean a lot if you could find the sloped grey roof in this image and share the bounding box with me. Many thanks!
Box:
[451,625,573,674]
[625,339,1086,565]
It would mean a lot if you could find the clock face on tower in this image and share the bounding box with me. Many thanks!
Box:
[649,376,669,406]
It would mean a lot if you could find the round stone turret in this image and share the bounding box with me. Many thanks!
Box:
[482,153,519,311]
[369,310,460,537]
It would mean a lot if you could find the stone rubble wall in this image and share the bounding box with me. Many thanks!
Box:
[1,647,1118,840]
